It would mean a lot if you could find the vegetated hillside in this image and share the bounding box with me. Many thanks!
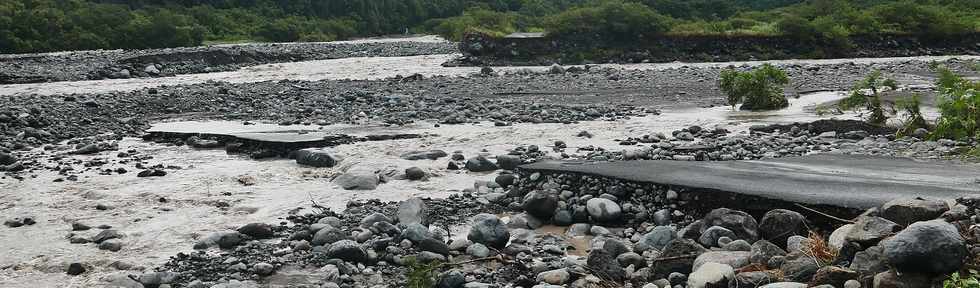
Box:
[0,0,977,54]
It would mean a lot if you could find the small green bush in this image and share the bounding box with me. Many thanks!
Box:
[945,271,980,288]
[719,63,790,111]
[896,94,928,137]
[841,70,898,125]
[405,256,443,288]
[931,67,980,140]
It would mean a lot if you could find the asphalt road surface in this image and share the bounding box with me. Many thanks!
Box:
[521,154,980,209]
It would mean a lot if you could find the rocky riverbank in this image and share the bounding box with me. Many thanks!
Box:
[450,32,980,66]
[0,38,455,84]
[75,173,980,288]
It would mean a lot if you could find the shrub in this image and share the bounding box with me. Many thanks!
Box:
[405,256,442,288]
[895,94,928,137]
[719,63,790,111]
[840,70,898,125]
[944,271,980,288]
[930,67,980,140]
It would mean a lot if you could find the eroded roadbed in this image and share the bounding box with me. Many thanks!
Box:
[519,154,980,210]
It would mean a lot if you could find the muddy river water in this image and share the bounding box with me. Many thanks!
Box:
[0,39,971,287]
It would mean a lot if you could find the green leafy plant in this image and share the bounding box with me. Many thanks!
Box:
[931,67,980,140]
[896,94,928,137]
[719,64,790,111]
[840,70,898,125]
[405,256,443,288]
[945,270,980,288]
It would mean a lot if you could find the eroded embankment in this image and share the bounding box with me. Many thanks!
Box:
[451,32,980,66]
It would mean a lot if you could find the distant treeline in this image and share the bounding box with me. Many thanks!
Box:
[1,0,978,53]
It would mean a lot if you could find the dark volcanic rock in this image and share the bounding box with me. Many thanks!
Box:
[405,167,426,180]
[67,263,86,275]
[587,249,626,282]
[467,214,509,249]
[465,156,498,172]
[401,150,448,160]
[700,208,759,242]
[881,219,967,275]
[237,223,275,239]
[295,148,341,167]
[522,191,558,220]
[495,155,522,170]
[758,209,806,245]
[880,197,950,226]
[845,216,902,247]
[326,240,367,263]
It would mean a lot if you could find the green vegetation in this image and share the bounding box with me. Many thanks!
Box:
[945,270,980,288]
[719,64,789,111]
[931,67,980,141]
[895,94,928,137]
[841,70,899,125]
[405,256,442,288]
[1,0,978,53]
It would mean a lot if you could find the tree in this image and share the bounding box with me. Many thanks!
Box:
[719,64,790,111]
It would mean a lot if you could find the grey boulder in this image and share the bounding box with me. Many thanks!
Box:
[880,197,950,226]
[467,214,510,249]
[881,219,967,275]
[586,198,622,222]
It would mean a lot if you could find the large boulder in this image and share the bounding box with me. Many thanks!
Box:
[465,156,498,172]
[881,219,967,275]
[849,245,887,282]
[880,198,950,226]
[400,150,448,160]
[237,223,274,239]
[638,226,677,252]
[587,249,626,282]
[687,262,734,288]
[334,170,379,190]
[326,240,367,263]
[312,225,348,246]
[844,216,901,246]
[495,155,522,170]
[0,152,16,165]
[522,191,558,220]
[758,209,806,245]
[586,198,622,222]
[295,148,341,167]
[397,197,428,225]
[467,214,510,249]
[700,208,759,242]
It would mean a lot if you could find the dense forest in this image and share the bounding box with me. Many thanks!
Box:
[1,0,978,53]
